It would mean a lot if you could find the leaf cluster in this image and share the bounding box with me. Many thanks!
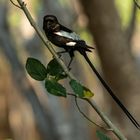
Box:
[25,57,112,140]
[26,57,94,98]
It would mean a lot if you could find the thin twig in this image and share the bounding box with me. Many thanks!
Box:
[85,99,127,140]
[134,0,140,9]
[12,1,128,139]
[9,0,21,9]
[68,93,127,139]
[74,96,112,131]
[68,93,110,130]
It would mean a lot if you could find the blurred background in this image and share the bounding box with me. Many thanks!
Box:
[0,0,140,139]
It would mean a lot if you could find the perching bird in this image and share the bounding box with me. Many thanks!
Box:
[43,15,140,129]
[43,15,94,67]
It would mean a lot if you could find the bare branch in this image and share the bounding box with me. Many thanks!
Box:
[67,93,111,130]
[9,0,21,9]
[74,96,112,131]
[85,99,127,140]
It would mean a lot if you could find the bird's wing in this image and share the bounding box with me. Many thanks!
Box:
[54,31,81,41]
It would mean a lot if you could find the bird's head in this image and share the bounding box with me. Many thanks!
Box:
[43,15,59,31]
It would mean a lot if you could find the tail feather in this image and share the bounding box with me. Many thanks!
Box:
[82,52,140,130]
[82,45,94,52]
[87,45,95,50]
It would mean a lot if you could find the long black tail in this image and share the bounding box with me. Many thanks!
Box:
[82,52,140,129]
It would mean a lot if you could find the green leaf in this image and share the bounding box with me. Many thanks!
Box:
[83,86,94,98]
[47,58,67,81]
[26,57,47,81]
[45,79,67,97]
[70,79,94,98]
[96,130,111,140]
[47,58,64,76]
[69,79,84,97]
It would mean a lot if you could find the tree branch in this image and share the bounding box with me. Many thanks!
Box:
[85,99,127,140]
[67,93,112,131]
[9,0,22,9]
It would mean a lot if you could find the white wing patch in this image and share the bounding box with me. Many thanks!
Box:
[54,31,81,40]
[66,42,76,46]
[54,32,62,36]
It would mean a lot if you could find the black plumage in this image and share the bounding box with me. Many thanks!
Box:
[43,15,140,130]
[43,15,94,66]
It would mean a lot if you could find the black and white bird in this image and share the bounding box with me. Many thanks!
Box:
[43,15,140,130]
[43,15,94,67]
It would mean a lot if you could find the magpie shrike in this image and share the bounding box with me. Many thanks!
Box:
[43,15,94,67]
[43,15,140,129]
